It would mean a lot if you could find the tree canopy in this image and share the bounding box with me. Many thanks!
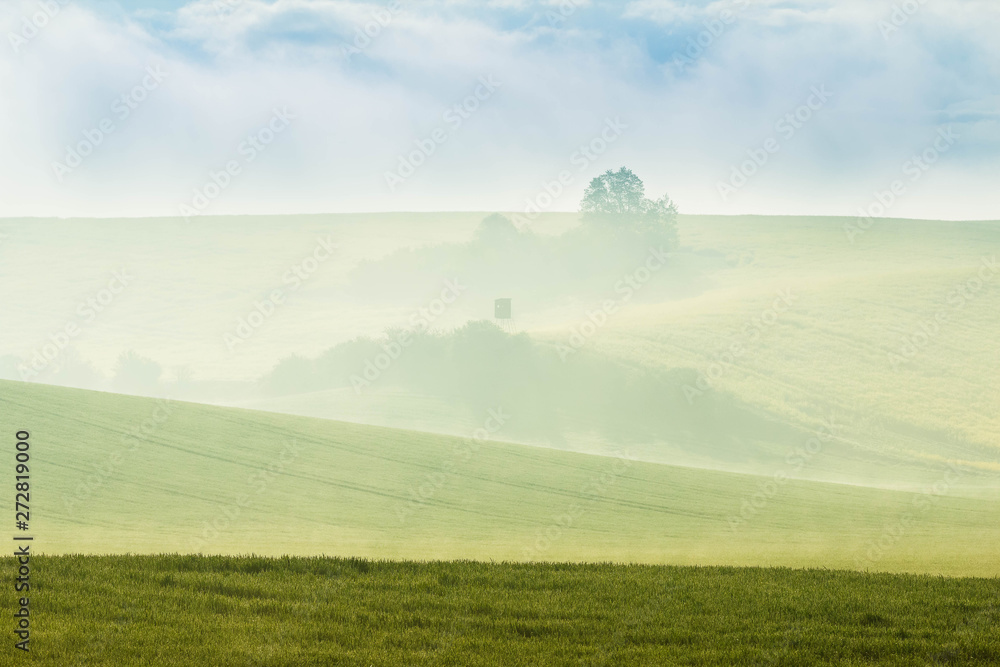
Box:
[580,167,678,246]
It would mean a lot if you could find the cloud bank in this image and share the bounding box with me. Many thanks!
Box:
[1,0,998,219]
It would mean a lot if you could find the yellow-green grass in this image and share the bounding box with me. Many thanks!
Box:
[199,214,1000,494]
[23,555,1000,666]
[228,387,484,439]
[2,379,998,576]
[539,215,1000,489]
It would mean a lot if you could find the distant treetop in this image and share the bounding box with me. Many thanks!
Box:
[580,167,678,247]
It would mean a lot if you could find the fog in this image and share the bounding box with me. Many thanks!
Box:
[3,207,998,495]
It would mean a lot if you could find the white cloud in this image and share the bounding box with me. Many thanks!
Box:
[0,0,997,219]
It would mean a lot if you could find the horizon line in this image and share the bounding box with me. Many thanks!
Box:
[1,212,998,224]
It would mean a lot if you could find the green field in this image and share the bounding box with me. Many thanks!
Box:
[3,213,998,495]
[24,555,1000,665]
[3,215,1000,662]
[134,213,999,495]
[530,215,1000,487]
[2,378,999,576]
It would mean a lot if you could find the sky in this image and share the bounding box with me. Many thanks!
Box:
[0,0,998,220]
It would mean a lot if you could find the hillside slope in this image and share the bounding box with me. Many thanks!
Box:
[536,215,1000,488]
[2,379,998,575]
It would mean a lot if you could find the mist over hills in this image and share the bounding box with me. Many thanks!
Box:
[1,211,998,494]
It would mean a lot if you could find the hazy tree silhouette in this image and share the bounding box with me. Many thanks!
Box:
[112,350,162,395]
[580,167,678,247]
[49,347,103,389]
[473,213,521,245]
[581,167,647,216]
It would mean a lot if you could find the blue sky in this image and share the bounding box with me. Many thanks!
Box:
[1,0,998,219]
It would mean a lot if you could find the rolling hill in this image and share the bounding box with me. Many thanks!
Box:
[561,215,1000,491]
[2,379,998,576]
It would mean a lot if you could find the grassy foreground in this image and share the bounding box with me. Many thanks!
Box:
[21,555,1000,666]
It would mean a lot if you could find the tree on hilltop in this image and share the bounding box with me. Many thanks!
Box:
[580,167,678,246]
